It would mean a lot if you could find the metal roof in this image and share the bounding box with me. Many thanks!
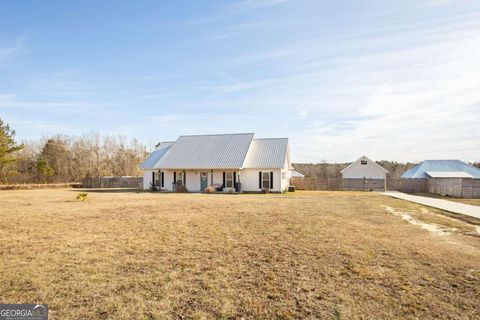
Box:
[243,138,289,169]
[291,170,305,178]
[425,171,473,178]
[340,155,389,173]
[140,142,173,169]
[402,160,480,179]
[155,133,255,169]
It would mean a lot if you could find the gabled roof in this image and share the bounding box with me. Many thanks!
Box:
[141,133,291,170]
[242,138,289,169]
[340,156,389,173]
[402,160,480,179]
[425,171,473,178]
[291,170,305,178]
[140,142,173,169]
[156,133,254,169]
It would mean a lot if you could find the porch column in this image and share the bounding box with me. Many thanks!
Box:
[211,169,213,185]
[237,170,241,192]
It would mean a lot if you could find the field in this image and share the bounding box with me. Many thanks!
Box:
[411,193,480,207]
[0,189,479,319]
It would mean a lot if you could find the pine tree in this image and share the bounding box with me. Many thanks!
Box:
[0,118,23,182]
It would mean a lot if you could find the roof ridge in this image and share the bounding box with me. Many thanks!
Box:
[179,133,254,137]
[254,137,288,140]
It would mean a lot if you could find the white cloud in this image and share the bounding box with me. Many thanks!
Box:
[289,33,480,163]
[0,36,25,65]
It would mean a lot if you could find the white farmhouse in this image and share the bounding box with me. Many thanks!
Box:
[140,133,293,193]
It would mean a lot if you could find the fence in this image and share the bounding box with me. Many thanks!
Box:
[342,178,385,191]
[290,178,341,190]
[290,177,429,193]
[387,179,429,193]
[429,178,480,198]
[460,179,480,198]
[82,177,143,188]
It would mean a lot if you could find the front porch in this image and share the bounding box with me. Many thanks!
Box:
[149,169,242,193]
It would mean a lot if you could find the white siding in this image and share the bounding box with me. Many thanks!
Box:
[162,170,175,191]
[145,168,286,192]
[280,157,292,192]
[240,168,282,192]
[157,170,240,192]
[342,157,387,179]
[184,170,233,192]
[143,170,154,190]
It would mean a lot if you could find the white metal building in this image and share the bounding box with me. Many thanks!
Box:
[341,156,389,191]
[341,156,388,179]
[140,133,293,193]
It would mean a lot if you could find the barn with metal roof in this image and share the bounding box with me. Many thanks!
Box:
[402,160,480,198]
[401,160,480,179]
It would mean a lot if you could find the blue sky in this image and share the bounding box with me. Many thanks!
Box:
[1,0,479,162]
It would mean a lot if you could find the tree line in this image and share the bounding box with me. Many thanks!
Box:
[1,117,478,184]
[0,118,147,184]
[292,162,417,179]
[293,160,480,179]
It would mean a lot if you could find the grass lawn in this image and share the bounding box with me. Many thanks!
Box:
[409,193,480,207]
[0,189,479,319]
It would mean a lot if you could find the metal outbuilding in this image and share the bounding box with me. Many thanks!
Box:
[341,156,389,191]
[402,160,480,198]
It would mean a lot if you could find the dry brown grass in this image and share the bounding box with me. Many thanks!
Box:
[410,193,480,207]
[0,189,479,319]
[447,198,480,207]
[0,183,81,190]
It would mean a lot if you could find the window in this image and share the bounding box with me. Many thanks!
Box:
[154,171,160,185]
[360,159,367,165]
[225,172,234,188]
[262,172,270,189]
[176,172,184,186]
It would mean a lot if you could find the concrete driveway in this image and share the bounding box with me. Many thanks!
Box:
[382,191,480,220]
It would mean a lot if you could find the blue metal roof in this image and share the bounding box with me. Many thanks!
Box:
[401,160,480,179]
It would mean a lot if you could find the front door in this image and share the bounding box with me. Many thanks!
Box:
[200,172,208,191]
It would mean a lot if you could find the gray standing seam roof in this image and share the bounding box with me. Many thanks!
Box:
[291,170,305,178]
[155,133,255,169]
[140,142,173,169]
[243,138,289,168]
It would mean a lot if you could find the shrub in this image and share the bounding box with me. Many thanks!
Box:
[176,185,189,193]
[204,186,216,193]
[76,193,88,201]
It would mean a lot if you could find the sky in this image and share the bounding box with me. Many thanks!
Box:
[0,0,479,163]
